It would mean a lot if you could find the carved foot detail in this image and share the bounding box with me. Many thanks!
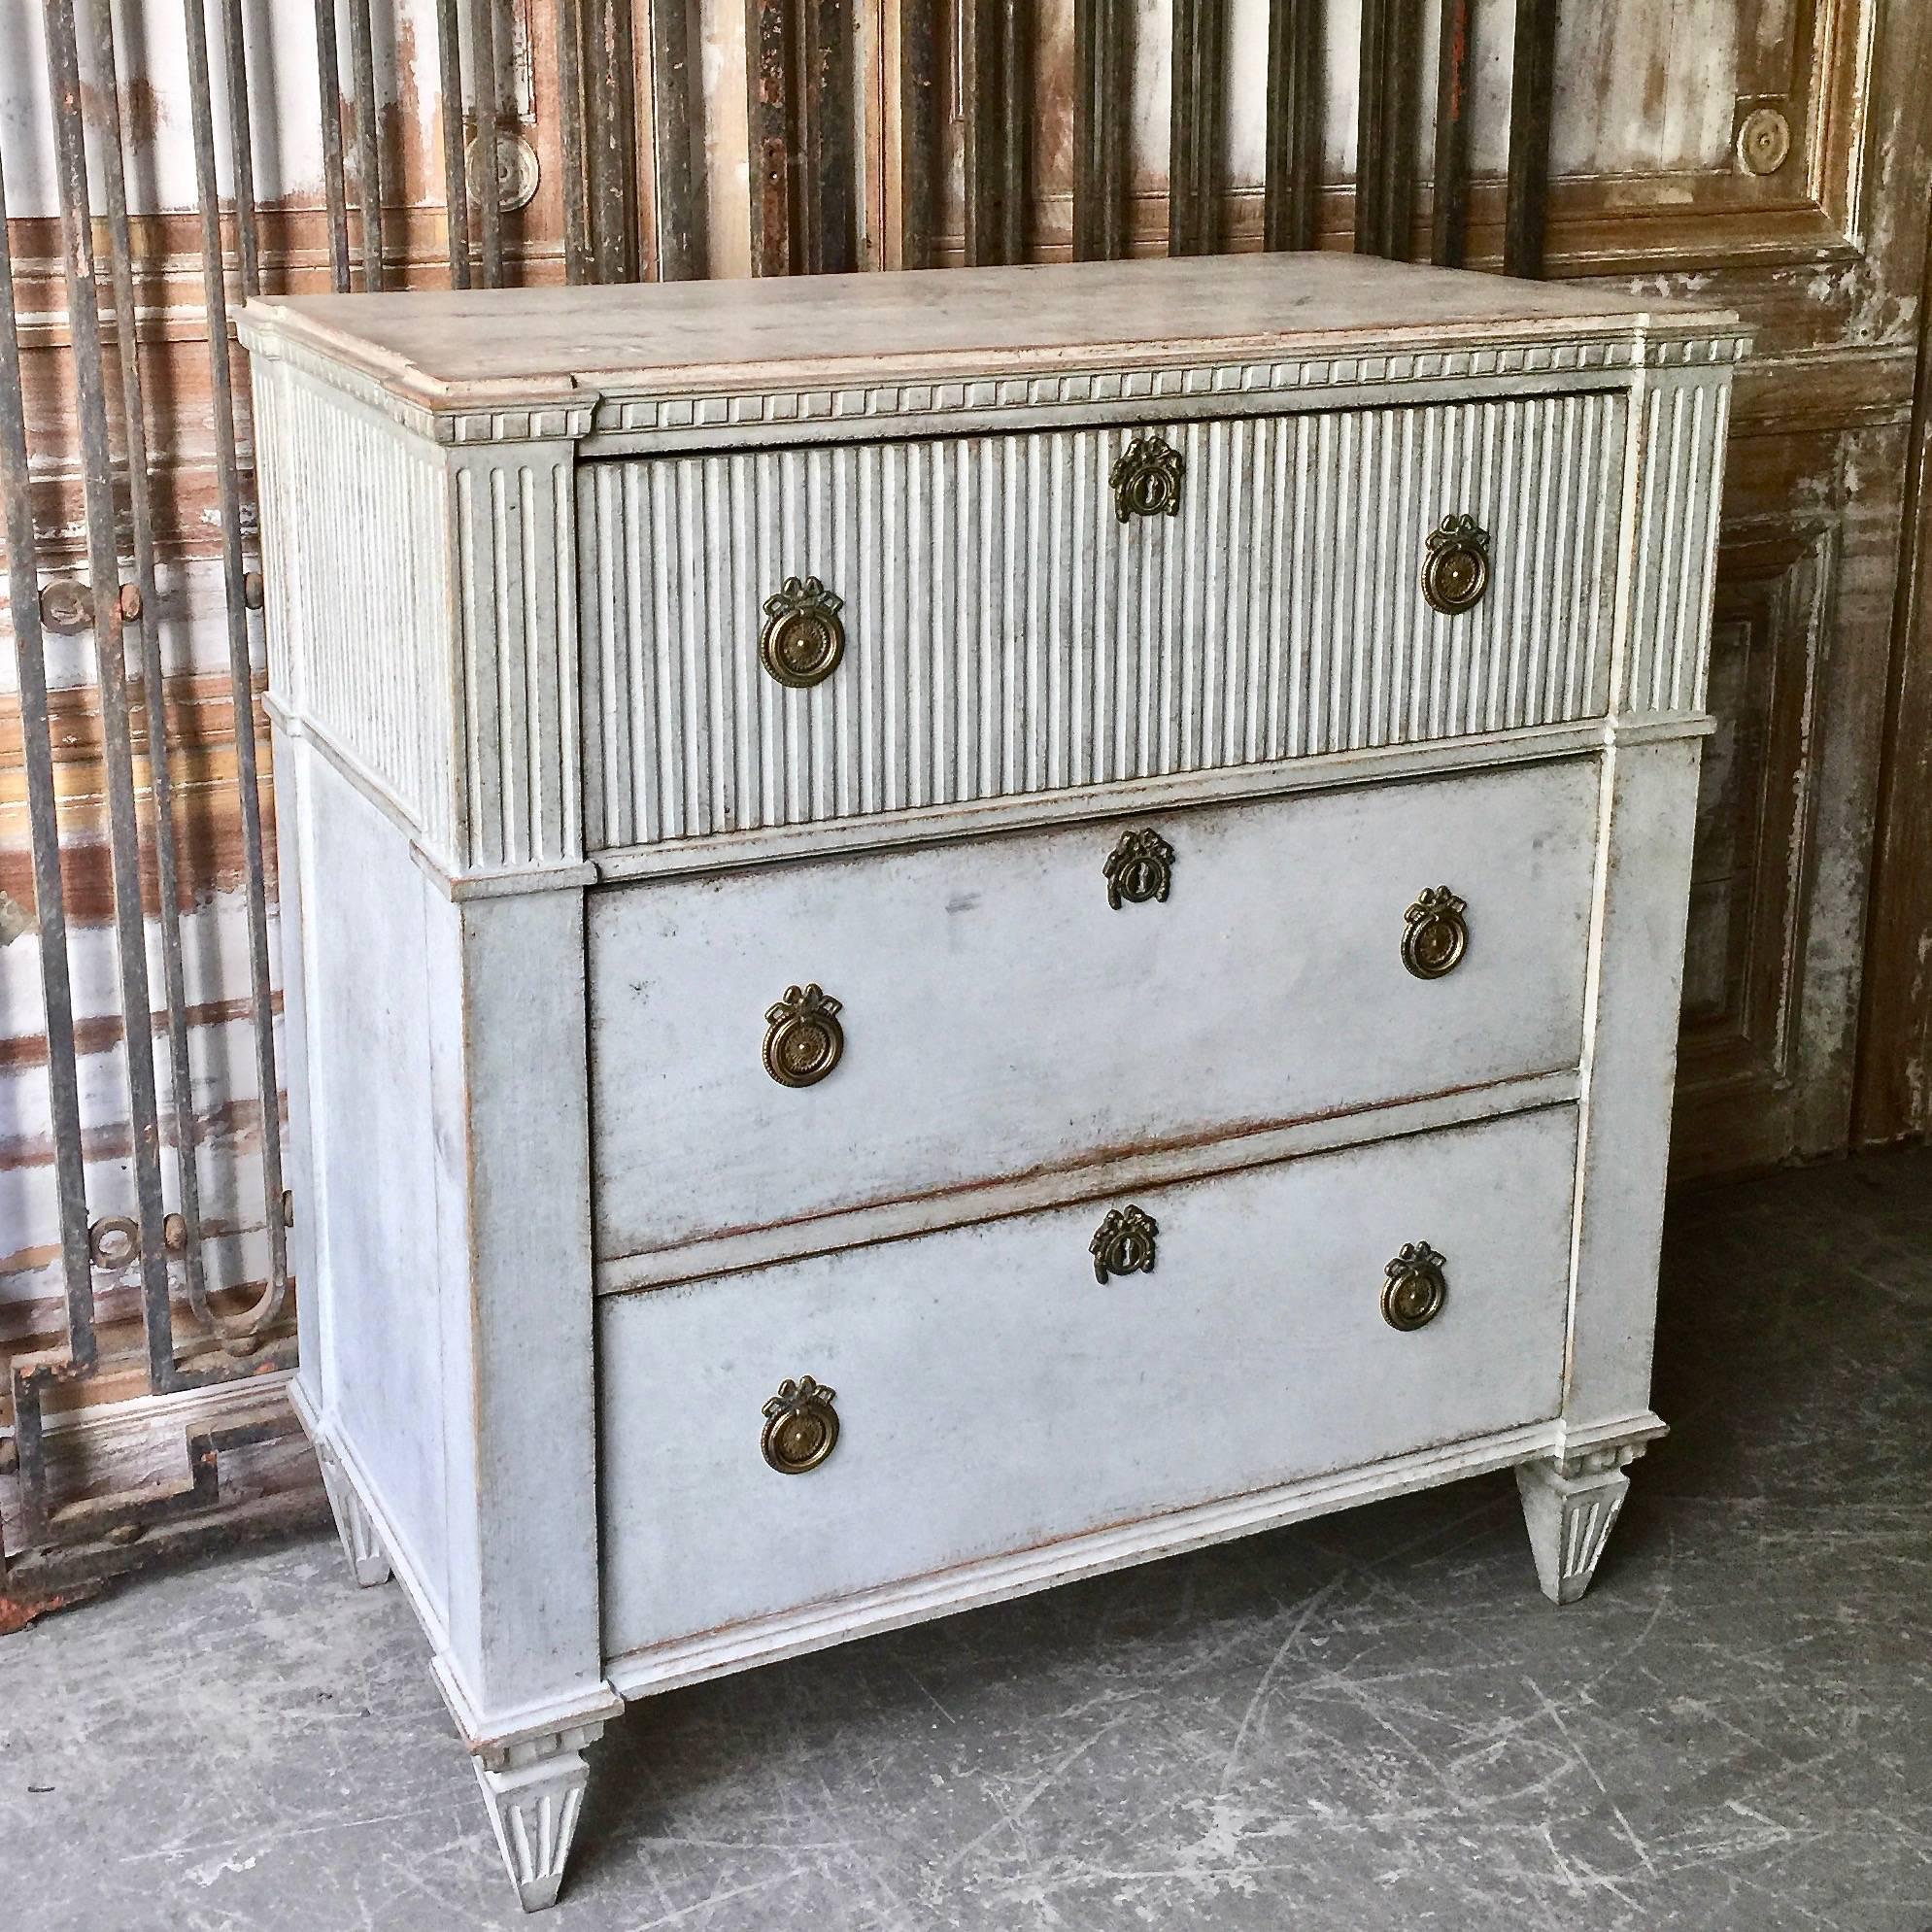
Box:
[475,1724,603,1913]
[316,1441,391,1588]
[1515,1443,1645,1605]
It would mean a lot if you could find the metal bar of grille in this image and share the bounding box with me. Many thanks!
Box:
[183,0,292,1348]
[898,0,939,267]
[1169,0,1227,256]
[556,0,591,281]
[586,0,643,281]
[1353,0,1417,258]
[43,0,176,1394]
[963,0,1028,265]
[438,0,475,287]
[1505,0,1558,277]
[83,0,214,1339]
[470,0,506,285]
[1263,0,1323,251]
[648,0,706,279]
[746,0,794,274]
[0,148,95,1386]
[312,0,353,291]
[1071,0,1128,261]
[1430,0,1473,266]
[345,0,385,288]
[219,0,261,295]
[810,0,857,273]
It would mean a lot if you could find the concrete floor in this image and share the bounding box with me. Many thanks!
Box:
[3,1149,1929,1932]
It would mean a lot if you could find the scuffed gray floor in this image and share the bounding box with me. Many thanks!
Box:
[3,1149,1929,1931]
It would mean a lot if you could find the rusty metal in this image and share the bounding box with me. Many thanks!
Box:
[84,0,214,1350]
[1505,0,1558,277]
[1169,0,1228,255]
[0,145,96,1401]
[1355,0,1420,258]
[963,0,1030,266]
[312,0,353,290]
[1430,0,1474,266]
[438,0,475,286]
[1072,0,1129,261]
[747,0,858,276]
[183,0,292,1354]
[899,0,941,267]
[1264,0,1322,252]
[345,0,385,288]
[218,0,261,296]
[585,0,643,281]
[471,0,507,285]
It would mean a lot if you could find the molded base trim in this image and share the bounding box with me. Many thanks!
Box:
[605,1411,1665,1700]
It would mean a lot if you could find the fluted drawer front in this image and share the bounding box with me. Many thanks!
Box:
[579,392,1627,849]
[588,756,1599,1266]
[597,1104,1576,1658]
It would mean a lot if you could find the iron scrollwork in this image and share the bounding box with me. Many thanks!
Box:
[1109,435,1185,523]
[760,575,846,688]
[762,1375,840,1474]
[1091,1204,1159,1283]
[1381,1242,1448,1332]
[1102,828,1175,910]
[1421,514,1491,615]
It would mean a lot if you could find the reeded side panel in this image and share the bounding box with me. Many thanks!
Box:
[1619,373,1732,717]
[255,359,455,850]
[580,393,1628,848]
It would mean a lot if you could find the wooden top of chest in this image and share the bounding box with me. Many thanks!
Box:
[242,253,1743,418]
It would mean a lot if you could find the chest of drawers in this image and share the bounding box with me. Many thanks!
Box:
[241,254,1742,1913]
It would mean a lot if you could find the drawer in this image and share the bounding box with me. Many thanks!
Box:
[598,1103,1577,1656]
[579,391,1627,848]
[588,757,1599,1264]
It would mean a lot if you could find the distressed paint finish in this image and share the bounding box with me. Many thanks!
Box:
[245,255,1735,1910]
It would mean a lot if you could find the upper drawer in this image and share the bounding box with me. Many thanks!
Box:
[579,392,1628,851]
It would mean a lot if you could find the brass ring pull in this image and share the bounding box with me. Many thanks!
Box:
[1102,828,1174,909]
[1381,1242,1448,1331]
[1402,887,1468,979]
[763,983,845,1088]
[760,575,845,688]
[762,1376,839,1474]
[1421,514,1491,615]
[1091,1204,1158,1283]
[1110,435,1184,522]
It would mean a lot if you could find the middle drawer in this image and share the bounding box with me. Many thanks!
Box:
[589,755,1599,1266]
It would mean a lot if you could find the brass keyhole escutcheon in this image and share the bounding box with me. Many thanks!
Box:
[763,983,845,1088]
[1402,886,1468,980]
[1091,1204,1159,1283]
[1381,1242,1448,1332]
[1109,435,1185,523]
[762,1375,839,1474]
[1103,828,1175,910]
[760,575,846,688]
[1421,514,1491,616]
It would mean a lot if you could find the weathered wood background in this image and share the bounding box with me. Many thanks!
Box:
[1,0,1929,1579]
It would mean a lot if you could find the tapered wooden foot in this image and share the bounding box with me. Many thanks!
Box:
[1516,1444,1645,1604]
[475,1723,604,1913]
[316,1441,390,1587]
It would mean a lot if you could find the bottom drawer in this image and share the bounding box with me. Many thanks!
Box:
[598,1105,1577,1658]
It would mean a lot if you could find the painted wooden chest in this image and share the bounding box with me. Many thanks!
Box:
[240,254,1743,1911]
